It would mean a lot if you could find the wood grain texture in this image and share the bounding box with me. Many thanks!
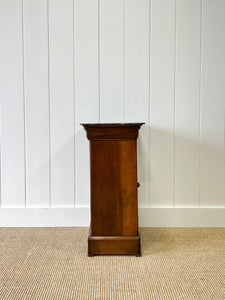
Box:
[84,124,141,140]
[88,233,141,256]
[83,123,143,255]
[90,139,138,236]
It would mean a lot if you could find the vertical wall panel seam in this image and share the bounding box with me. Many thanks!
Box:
[47,0,51,208]
[123,0,125,123]
[173,0,177,208]
[199,0,203,208]
[0,4,2,206]
[22,0,27,208]
[223,32,225,208]
[148,0,151,208]
[98,0,101,123]
[73,0,76,207]
[0,0,1,206]
[0,104,1,206]
[224,1,225,209]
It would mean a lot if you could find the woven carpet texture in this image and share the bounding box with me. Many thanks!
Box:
[0,228,224,300]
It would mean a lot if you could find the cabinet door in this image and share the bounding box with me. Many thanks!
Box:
[90,140,138,236]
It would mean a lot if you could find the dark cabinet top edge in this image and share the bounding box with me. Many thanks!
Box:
[81,123,144,140]
[81,123,145,129]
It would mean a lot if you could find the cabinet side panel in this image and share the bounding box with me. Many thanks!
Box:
[90,140,138,236]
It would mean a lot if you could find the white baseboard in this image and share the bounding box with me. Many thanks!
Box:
[0,207,90,227]
[0,207,225,227]
[138,207,225,227]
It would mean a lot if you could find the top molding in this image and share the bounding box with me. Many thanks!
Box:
[81,123,145,140]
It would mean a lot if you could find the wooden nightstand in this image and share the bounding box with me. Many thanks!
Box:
[82,123,144,256]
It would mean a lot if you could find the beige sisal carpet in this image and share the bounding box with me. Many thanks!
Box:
[0,228,224,300]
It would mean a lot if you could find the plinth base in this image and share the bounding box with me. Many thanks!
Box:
[88,230,141,256]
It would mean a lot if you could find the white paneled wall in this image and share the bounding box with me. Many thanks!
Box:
[150,0,175,207]
[0,0,25,207]
[200,0,225,207]
[0,0,225,227]
[49,0,75,207]
[23,0,50,207]
[174,0,201,207]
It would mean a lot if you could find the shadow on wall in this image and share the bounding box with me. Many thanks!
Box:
[74,125,90,207]
[145,126,224,207]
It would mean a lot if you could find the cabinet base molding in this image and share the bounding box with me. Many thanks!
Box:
[88,231,141,256]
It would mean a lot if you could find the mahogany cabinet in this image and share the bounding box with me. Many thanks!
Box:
[82,123,144,256]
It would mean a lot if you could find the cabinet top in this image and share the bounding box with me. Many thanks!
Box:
[81,123,145,128]
[81,123,145,140]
